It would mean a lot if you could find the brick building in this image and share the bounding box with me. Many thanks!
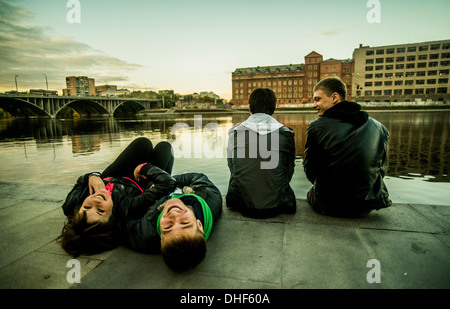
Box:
[231,51,354,105]
[63,76,96,96]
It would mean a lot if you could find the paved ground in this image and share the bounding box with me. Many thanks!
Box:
[0,180,448,291]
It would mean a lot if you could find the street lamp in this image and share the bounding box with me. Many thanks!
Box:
[42,73,48,90]
[15,75,19,92]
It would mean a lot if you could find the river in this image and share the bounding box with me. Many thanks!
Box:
[0,111,449,206]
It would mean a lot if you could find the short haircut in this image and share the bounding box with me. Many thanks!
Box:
[249,88,277,115]
[313,77,347,100]
[161,231,206,272]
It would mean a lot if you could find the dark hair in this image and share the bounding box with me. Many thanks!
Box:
[249,88,277,115]
[57,210,119,257]
[313,77,347,100]
[160,231,206,272]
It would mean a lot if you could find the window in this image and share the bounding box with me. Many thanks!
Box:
[386,48,395,54]
[396,64,404,69]
[417,62,427,68]
[374,81,382,86]
[394,89,402,95]
[407,46,417,52]
[415,89,424,94]
[386,57,394,63]
[419,45,429,51]
[416,80,425,85]
[418,54,428,60]
[438,78,449,84]
[375,73,383,78]
[439,69,449,75]
[405,80,414,85]
[437,87,448,94]
[376,49,385,55]
[406,72,415,77]
[442,53,450,59]
[395,72,404,78]
[385,65,394,70]
[374,90,382,95]
[366,50,374,56]
[441,61,450,66]
[406,63,415,69]
[407,56,416,61]
[426,88,435,94]
[430,54,440,60]
[365,66,373,71]
[427,79,436,84]
[395,80,403,86]
[397,47,405,53]
[416,71,426,76]
[405,89,413,95]
[375,65,384,71]
[431,44,440,50]
[376,58,384,63]
[365,74,373,79]
[384,81,393,86]
[429,61,439,67]
[428,70,438,76]
[365,82,373,87]
[396,56,405,62]
[384,90,392,95]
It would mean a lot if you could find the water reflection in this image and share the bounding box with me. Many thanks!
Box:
[0,111,449,185]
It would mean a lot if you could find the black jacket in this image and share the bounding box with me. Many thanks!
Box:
[303,101,391,210]
[124,172,223,253]
[61,164,177,229]
[226,114,296,218]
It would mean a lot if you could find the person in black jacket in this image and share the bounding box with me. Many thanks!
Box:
[58,137,176,257]
[226,88,296,218]
[304,77,392,217]
[125,172,222,271]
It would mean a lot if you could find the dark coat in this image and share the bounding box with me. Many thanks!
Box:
[226,115,296,218]
[61,164,177,229]
[303,101,392,211]
[124,172,223,253]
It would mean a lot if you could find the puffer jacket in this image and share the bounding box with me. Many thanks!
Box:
[303,101,392,210]
[61,164,177,230]
[226,113,296,218]
[124,172,223,253]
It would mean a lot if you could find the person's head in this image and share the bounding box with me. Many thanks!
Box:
[78,188,113,224]
[249,88,277,115]
[159,198,206,271]
[58,209,119,257]
[313,77,347,117]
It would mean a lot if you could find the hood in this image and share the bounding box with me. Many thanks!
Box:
[323,101,369,127]
[241,113,283,135]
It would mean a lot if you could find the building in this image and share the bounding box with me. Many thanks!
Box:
[95,84,117,96]
[352,39,450,103]
[29,89,58,96]
[231,51,354,105]
[63,76,96,96]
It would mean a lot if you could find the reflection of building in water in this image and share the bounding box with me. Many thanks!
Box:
[373,112,449,182]
[71,135,101,155]
[275,114,309,158]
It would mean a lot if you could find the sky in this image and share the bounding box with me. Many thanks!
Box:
[0,0,449,100]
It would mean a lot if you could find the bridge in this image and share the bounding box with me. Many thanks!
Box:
[0,94,162,118]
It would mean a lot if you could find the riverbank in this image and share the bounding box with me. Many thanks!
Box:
[0,180,448,292]
[137,104,450,116]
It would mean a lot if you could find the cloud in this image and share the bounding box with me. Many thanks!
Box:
[318,27,343,36]
[0,0,143,92]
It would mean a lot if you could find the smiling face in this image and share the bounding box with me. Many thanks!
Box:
[159,198,204,244]
[78,188,113,224]
[312,89,340,117]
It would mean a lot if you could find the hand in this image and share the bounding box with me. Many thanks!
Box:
[88,175,105,195]
[134,163,148,182]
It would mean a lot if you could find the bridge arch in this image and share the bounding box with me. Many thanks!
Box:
[112,100,146,116]
[55,99,111,117]
[0,97,51,117]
